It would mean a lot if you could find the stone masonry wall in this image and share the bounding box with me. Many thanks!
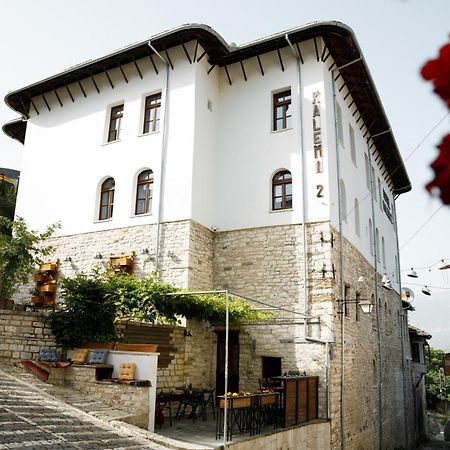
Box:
[329,227,411,450]
[13,220,193,305]
[0,310,58,359]
[212,222,333,419]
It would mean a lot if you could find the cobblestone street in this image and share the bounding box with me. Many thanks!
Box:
[0,371,165,450]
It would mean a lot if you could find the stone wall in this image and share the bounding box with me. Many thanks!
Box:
[0,310,57,359]
[226,420,331,450]
[64,365,150,427]
[329,228,412,450]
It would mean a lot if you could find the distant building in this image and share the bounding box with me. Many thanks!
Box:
[3,22,415,448]
[409,325,431,444]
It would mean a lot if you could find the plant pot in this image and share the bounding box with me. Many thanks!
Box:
[34,274,48,282]
[219,396,252,409]
[39,284,56,293]
[31,296,43,305]
[40,263,57,273]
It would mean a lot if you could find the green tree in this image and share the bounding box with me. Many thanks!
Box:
[0,177,16,221]
[425,347,450,401]
[0,217,59,300]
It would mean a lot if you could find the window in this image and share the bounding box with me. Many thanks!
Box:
[375,228,380,262]
[369,219,374,255]
[273,90,292,131]
[272,170,292,210]
[99,177,115,220]
[107,104,123,142]
[354,198,360,237]
[411,342,420,363]
[143,93,161,134]
[135,170,153,215]
[344,284,350,317]
[382,236,386,267]
[364,154,370,190]
[336,103,343,144]
[340,179,347,223]
[372,167,377,202]
[355,292,361,321]
[349,125,357,166]
[378,178,382,210]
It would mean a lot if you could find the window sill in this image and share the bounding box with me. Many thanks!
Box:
[93,218,113,224]
[270,127,293,135]
[138,130,160,138]
[131,213,153,218]
[270,208,293,213]
[102,139,121,147]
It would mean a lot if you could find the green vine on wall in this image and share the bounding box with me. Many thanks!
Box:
[46,271,269,348]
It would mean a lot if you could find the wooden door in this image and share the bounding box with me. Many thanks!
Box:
[216,331,240,395]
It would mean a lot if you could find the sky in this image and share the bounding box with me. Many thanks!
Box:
[1,0,449,348]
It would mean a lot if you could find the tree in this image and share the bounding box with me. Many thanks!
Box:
[0,217,59,300]
[425,347,450,402]
[0,177,16,221]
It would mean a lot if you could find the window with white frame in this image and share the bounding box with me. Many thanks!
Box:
[273,90,292,131]
[107,104,123,142]
[336,102,343,144]
[349,125,357,166]
[99,177,115,220]
[340,179,347,223]
[272,170,292,210]
[135,170,154,215]
[143,93,161,134]
[354,198,360,236]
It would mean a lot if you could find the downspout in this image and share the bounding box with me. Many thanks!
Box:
[367,141,383,450]
[330,55,361,450]
[285,34,308,338]
[393,194,409,448]
[148,41,170,277]
[286,34,333,418]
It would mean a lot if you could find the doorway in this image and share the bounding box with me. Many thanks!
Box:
[216,331,240,395]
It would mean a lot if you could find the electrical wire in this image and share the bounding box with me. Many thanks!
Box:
[399,204,445,250]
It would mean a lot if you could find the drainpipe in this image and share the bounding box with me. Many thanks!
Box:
[148,41,170,278]
[367,140,383,450]
[330,55,361,450]
[285,34,309,340]
[392,195,409,448]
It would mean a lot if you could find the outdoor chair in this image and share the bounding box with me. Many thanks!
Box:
[156,391,174,427]
[176,388,207,422]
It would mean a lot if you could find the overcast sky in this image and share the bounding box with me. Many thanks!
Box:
[1,0,449,349]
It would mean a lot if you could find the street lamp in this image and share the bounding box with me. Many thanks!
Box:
[337,298,373,315]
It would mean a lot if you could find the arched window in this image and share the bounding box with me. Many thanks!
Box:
[135,170,154,215]
[369,219,374,255]
[99,177,115,220]
[354,198,360,236]
[340,179,347,223]
[272,170,292,210]
[375,228,380,262]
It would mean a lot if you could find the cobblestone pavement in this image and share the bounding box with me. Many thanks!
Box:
[0,370,167,450]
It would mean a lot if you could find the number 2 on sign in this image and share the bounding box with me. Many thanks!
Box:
[316,184,324,198]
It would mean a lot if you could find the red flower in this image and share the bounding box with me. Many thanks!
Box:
[426,134,450,205]
[421,43,450,108]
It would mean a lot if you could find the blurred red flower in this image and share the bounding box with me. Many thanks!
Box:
[426,134,450,204]
[421,43,450,107]
[422,41,450,204]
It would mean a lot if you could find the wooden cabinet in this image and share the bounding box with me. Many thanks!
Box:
[271,376,319,427]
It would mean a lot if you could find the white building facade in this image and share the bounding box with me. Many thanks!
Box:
[4,22,416,449]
